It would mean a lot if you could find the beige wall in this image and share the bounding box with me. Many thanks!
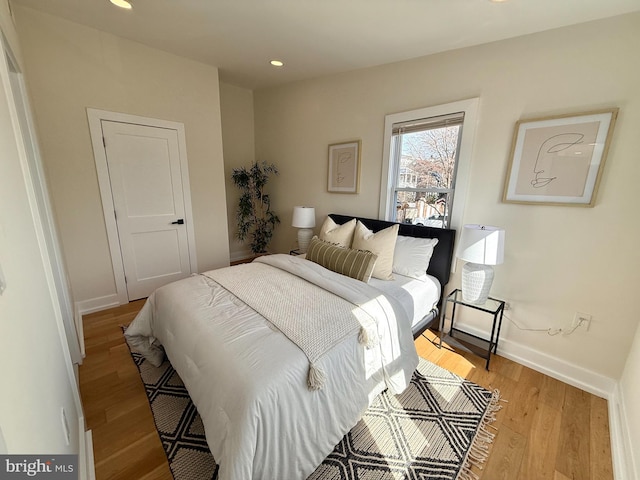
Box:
[620,322,640,478]
[219,82,255,260]
[13,6,229,303]
[0,0,81,455]
[254,13,640,380]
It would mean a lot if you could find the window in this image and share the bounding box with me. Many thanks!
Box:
[379,99,479,230]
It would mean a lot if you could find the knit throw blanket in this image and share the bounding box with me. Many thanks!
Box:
[203,258,379,390]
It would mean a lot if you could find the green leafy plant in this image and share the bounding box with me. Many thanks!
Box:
[231,161,280,254]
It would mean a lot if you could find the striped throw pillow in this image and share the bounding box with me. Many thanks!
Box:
[306,237,378,282]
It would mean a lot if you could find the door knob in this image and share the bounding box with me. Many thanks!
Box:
[171,219,184,225]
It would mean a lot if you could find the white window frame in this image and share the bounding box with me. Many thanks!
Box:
[379,98,479,231]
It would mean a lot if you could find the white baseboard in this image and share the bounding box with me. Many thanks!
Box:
[83,429,96,480]
[230,249,253,263]
[453,322,616,398]
[75,294,120,316]
[609,384,638,480]
[74,308,85,358]
[450,322,634,479]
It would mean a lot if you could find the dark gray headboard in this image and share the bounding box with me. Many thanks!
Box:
[328,213,455,288]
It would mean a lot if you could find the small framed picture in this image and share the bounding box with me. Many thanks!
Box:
[328,140,361,194]
[503,108,618,206]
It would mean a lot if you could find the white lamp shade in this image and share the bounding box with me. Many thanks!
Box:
[292,206,316,228]
[456,224,505,266]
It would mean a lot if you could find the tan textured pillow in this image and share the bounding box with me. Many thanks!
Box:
[318,217,357,248]
[306,237,378,282]
[351,221,399,280]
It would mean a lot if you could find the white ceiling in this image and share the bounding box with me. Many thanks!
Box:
[10,0,640,90]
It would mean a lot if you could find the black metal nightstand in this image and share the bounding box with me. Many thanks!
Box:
[438,288,505,370]
[289,249,302,256]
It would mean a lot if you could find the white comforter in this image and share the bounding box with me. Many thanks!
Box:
[125,254,419,480]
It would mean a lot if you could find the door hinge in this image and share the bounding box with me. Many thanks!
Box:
[102,136,106,148]
[124,276,127,284]
[114,210,117,220]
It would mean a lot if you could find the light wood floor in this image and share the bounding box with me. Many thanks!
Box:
[79,301,614,480]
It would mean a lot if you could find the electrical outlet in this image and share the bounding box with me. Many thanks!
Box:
[572,312,592,331]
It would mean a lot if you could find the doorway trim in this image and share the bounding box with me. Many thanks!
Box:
[87,108,198,305]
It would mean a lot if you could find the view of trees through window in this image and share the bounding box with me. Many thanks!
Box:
[393,122,462,228]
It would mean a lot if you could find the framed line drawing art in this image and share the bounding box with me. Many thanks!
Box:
[503,108,618,207]
[328,140,361,193]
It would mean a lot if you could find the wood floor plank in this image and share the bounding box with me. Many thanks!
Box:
[104,389,149,423]
[519,401,562,480]
[136,463,175,480]
[95,432,171,480]
[538,371,566,409]
[91,404,160,461]
[481,424,527,480]
[81,307,614,480]
[83,377,147,422]
[490,353,523,382]
[554,471,573,480]
[556,385,592,480]
[590,395,614,480]
[502,367,542,436]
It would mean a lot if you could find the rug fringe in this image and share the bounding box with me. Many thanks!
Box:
[456,388,502,480]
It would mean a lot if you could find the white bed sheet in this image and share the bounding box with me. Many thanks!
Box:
[125,254,418,480]
[369,273,441,329]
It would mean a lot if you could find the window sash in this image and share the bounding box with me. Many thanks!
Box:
[390,120,463,229]
[394,190,453,228]
[394,187,454,194]
[391,112,464,135]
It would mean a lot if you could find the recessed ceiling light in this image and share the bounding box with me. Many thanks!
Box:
[270,60,284,67]
[110,0,132,10]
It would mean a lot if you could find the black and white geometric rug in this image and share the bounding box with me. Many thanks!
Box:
[128,346,500,480]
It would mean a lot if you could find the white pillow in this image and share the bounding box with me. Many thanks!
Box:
[351,221,399,280]
[318,217,356,248]
[393,236,439,280]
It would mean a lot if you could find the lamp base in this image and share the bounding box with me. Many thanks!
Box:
[297,228,313,254]
[461,262,494,305]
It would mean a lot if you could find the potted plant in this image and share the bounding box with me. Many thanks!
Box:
[231,161,280,254]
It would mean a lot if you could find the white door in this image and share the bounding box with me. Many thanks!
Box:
[102,120,192,300]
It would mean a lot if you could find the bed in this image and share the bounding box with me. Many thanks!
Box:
[328,214,455,337]
[125,214,455,480]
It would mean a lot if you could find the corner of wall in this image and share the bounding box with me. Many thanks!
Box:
[455,322,616,397]
[75,295,120,317]
[81,429,96,480]
[459,322,632,479]
[609,383,637,480]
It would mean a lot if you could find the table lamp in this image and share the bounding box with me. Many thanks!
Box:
[292,206,316,253]
[456,224,505,304]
